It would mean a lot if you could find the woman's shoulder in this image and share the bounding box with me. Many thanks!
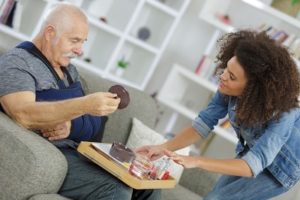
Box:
[284,107,300,117]
[291,107,300,121]
[276,107,300,124]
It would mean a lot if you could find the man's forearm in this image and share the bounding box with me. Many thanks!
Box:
[11,97,88,129]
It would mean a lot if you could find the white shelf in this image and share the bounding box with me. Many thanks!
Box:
[174,64,218,93]
[72,59,105,75]
[147,0,178,17]
[158,97,197,119]
[200,0,300,70]
[126,36,159,54]
[199,12,235,33]
[0,24,29,41]
[87,16,122,37]
[242,0,300,29]
[200,0,300,34]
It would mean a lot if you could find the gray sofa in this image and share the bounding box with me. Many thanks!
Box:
[0,66,218,200]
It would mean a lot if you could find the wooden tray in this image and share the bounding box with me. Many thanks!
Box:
[77,142,176,189]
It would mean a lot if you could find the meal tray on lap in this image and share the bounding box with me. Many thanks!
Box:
[77,142,176,189]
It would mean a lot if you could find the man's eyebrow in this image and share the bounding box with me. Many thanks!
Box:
[70,37,87,42]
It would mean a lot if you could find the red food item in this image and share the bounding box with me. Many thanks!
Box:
[159,170,170,180]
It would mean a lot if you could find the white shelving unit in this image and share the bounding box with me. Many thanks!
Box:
[157,64,238,144]
[0,0,190,90]
[199,0,300,69]
[200,0,300,33]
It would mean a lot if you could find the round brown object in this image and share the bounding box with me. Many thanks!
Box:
[108,85,130,109]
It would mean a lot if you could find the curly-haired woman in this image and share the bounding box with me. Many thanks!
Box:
[137,30,300,199]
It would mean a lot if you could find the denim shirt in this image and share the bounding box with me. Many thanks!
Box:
[192,91,300,189]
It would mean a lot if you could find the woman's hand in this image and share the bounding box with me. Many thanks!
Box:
[40,121,71,141]
[135,145,166,161]
[165,149,199,168]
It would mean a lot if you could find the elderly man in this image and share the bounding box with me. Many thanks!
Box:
[0,3,160,200]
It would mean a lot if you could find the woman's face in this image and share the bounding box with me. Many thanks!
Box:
[218,56,248,96]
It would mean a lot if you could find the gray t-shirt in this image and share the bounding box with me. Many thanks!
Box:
[0,47,80,97]
[0,47,82,148]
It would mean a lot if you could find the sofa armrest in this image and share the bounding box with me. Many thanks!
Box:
[0,113,68,200]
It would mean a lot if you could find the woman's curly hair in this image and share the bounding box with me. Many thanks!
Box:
[216,30,300,127]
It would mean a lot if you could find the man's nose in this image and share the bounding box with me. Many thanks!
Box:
[73,47,83,56]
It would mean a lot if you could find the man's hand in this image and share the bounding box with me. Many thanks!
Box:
[40,121,71,141]
[135,145,166,161]
[84,92,120,116]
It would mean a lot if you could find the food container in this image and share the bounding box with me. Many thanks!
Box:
[129,154,153,179]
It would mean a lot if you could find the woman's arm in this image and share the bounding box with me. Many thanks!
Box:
[196,157,252,177]
[161,126,202,151]
[166,151,253,177]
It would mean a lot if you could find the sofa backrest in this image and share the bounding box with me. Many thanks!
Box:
[77,66,158,144]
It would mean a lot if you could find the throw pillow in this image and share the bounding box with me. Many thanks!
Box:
[126,118,167,148]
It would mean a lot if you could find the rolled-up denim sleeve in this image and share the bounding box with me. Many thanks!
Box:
[192,116,212,138]
[241,151,263,177]
[192,91,229,138]
[241,110,296,177]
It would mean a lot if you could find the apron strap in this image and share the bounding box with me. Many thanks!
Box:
[16,41,74,86]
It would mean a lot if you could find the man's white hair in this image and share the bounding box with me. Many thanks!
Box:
[39,2,87,36]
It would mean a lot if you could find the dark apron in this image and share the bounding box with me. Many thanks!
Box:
[14,41,105,142]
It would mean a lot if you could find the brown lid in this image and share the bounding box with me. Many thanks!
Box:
[108,85,130,109]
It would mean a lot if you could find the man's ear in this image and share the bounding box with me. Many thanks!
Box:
[44,25,56,41]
